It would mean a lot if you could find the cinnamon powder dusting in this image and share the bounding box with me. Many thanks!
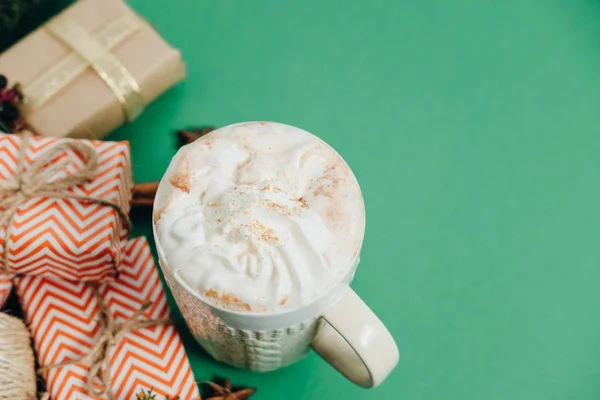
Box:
[169,173,191,193]
[206,289,252,311]
[298,197,308,209]
[245,220,279,243]
[265,200,292,216]
[280,295,289,305]
[153,191,174,224]
[313,185,327,197]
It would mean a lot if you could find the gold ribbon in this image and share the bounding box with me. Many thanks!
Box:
[23,12,145,121]
[38,284,170,400]
[0,133,132,274]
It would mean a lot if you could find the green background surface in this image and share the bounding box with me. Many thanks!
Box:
[4,0,600,399]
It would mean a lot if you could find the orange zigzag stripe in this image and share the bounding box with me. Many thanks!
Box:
[8,225,113,254]
[11,203,112,232]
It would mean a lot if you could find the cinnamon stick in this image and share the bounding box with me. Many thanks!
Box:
[132,181,160,207]
[131,125,216,208]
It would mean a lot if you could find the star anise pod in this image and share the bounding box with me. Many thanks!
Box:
[177,126,215,146]
[204,378,257,400]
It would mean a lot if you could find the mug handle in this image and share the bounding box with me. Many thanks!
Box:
[311,287,399,388]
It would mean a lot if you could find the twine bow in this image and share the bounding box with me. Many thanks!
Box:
[38,285,170,400]
[0,132,131,274]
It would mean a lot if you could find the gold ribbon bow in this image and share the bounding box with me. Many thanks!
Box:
[0,133,131,274]
[24,12,145,122]
[38,285,170,400]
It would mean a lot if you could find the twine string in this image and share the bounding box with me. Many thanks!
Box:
[0,133,131,274]
[38,284,170,399]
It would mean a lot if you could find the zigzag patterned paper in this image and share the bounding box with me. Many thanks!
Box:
[0,274,11,308]
[16,237,200,400]
[0,133,132,282]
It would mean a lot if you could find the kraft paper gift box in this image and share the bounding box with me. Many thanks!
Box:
[0,274,11,308]
[15,237,200,400]
[0,132,132,282]
[0,0,186,139]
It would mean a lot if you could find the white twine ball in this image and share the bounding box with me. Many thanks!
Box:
[0,312,36,399]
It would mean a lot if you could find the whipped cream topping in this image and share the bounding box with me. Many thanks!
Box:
[154,122,365,312]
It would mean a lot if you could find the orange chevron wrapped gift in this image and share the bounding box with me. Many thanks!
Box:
[0,274,11,308]
[0,132,132,282]
[15,237,200,400]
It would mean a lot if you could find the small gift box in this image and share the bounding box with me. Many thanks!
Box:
[0,132,132,281]
[0,0,186,139]
[15,237,200,400]
[0,274,11,308]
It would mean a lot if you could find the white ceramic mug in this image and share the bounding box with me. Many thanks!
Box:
[152,125,399,388]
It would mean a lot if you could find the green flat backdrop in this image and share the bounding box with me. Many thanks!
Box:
[4,0,600,399]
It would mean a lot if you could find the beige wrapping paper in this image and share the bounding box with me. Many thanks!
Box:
[0,0,186,139]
